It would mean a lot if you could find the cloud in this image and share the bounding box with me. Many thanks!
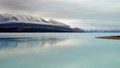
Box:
[0,0,120,30]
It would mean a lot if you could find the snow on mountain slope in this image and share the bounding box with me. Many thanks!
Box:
[0,13,69,27]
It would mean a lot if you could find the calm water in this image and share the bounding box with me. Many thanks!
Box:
[0,33,120,68]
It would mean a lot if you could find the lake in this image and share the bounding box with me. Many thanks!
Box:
[0,33,120,68]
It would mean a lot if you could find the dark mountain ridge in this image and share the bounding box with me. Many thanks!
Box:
[0,13,85,32]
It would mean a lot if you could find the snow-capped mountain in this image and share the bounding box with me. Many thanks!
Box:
[0,13,69,27]
[86,29,120,33]
[0,13,85,32]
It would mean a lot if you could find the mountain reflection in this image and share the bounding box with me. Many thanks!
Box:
[0,36,67,49]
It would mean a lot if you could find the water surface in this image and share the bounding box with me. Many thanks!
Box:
[0,33,120,68]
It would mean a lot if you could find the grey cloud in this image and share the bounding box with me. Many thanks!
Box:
[0,0,29,10]
[0,0,120,20]
[0,0,120,29]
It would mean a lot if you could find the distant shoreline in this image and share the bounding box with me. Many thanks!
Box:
[95,36,120,40]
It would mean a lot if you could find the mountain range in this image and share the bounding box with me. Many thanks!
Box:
[0,13,85,32]
[86,29,120,33]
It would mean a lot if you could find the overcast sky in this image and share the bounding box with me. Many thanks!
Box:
[0,0,120,30]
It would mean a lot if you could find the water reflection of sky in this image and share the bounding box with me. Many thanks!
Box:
[0,33,120,68]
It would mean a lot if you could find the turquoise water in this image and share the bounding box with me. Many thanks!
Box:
[0,33,120,68]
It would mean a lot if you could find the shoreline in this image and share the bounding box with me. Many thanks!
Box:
[95,36,120,40]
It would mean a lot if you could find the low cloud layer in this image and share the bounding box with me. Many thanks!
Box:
[0,0,120,30]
